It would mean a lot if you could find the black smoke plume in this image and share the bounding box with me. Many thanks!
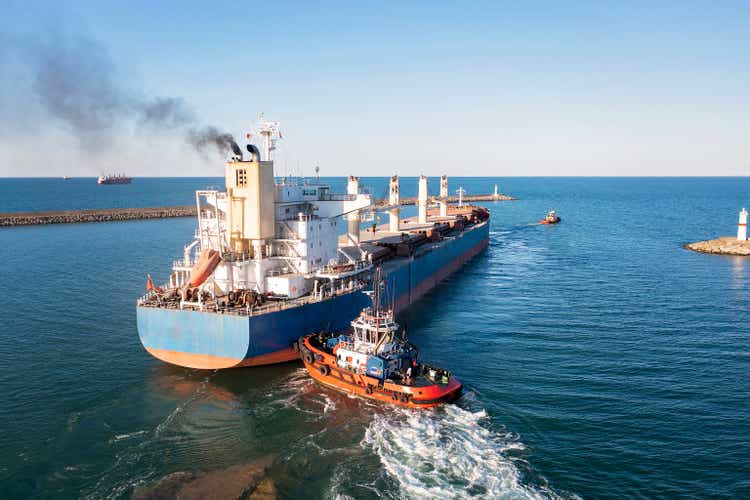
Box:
[5,32,236,156]
[187,126,242,157]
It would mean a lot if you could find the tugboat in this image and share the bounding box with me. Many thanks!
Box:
[298,271,462,408]
[539,210,561,225]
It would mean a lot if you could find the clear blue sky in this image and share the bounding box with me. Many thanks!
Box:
[1,1,748,176]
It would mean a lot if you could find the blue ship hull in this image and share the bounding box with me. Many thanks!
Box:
[137,220,489,369]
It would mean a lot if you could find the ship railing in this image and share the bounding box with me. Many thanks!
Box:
[138,279,367,317]
[318,193,356,201]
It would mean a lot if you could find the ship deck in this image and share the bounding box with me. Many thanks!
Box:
[138,209,489,318]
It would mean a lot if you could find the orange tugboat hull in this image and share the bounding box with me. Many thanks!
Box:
[299,336,462,408]
[539,217,561,225]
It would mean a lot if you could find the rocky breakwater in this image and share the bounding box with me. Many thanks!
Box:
[685,237,750,256]
[0,206,196,227]
[1,192,514,227]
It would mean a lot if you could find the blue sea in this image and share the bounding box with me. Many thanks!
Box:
[1,177,748,498]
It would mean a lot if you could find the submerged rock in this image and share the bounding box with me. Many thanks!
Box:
[132,456,276,500]
[685,237,750,256]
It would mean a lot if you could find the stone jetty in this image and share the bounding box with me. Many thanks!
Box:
[0,206,197,227]
[685,237,750,256]
[1,193,515,227]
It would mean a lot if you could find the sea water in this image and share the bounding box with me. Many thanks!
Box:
[0,177,748,498]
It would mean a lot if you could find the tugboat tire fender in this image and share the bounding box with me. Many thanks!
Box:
[317,364,330,376]
[365,385,373,395]
[400,393,410,403]
[303,352,314,365]
[391,392,399,401]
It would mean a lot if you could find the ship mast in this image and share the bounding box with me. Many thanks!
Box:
[372,266,383,317]
[256,113,281,161]
[456,186,466,207]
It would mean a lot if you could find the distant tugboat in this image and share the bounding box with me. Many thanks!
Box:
[97,173,132,185]
[539,210,561,225]
[298,270,462,408]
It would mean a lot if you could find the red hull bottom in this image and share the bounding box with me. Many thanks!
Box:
[145,347,298,369]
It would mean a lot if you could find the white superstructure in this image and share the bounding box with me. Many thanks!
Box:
[171,116,372,300]
[333,271,406,378]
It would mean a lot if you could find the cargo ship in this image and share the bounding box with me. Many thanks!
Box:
[98,173,132,184]
[136,116,490,369]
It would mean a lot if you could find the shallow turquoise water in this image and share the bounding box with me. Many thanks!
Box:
[1,177,748,498]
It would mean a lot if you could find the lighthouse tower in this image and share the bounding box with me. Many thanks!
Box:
[738,208,748,241]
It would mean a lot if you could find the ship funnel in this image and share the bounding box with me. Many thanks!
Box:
[230,141,242,157]
[225,149,275,255]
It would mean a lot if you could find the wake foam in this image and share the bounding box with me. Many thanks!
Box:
[110,430,148,443]
[363,405,552,499]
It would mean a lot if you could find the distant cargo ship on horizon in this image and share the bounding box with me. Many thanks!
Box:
[97,173,132,185]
